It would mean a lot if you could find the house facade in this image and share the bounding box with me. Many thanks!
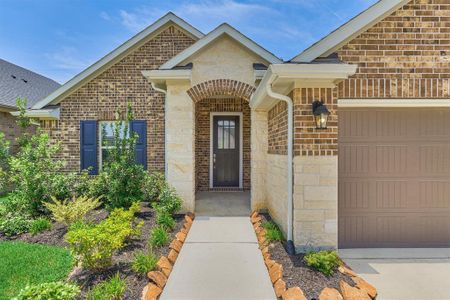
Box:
[26,0,450,251]
[0,59,60,152]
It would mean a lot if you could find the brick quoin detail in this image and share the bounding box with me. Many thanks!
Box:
[187,79,256,103]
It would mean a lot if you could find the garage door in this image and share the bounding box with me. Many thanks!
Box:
[339,108,450,248]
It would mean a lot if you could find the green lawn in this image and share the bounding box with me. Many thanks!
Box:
[0,241,73,299]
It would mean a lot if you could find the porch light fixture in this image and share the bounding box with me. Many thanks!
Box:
[312,100,330,129]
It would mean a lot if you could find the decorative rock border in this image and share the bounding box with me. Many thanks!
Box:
[141,212,195,300]
[250,211,378,300]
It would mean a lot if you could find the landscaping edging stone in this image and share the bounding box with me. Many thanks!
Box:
[141,212,195,300]
[250,211,378,300]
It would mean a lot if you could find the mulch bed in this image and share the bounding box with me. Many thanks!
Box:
[260,213,353,300]
[0,202,184,300]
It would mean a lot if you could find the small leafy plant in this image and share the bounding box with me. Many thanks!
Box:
[263,221,284,242]
[44,195,102,226]
[143,172,167,202]
[65,203,143,270]
[14,281,80,300]
[304,250,342,276]
[156,212,176,230]
[131,251,158,275]
[87,273,126,300]
[149,226,169,248]
[30,218,52,235]
[0,214,31,236]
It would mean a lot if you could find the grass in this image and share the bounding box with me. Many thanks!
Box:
[0,241,73,299]
[262,221,284,242]
[0,194,8,204]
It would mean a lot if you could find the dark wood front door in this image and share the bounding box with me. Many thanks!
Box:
[213,115,240,187]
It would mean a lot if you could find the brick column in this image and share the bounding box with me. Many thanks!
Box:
[292,87,338,251]
[166,82,195,212]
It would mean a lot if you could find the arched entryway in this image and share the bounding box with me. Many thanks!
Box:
[188,79,255,193]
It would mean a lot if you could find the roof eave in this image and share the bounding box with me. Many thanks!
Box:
[251,63,357,110]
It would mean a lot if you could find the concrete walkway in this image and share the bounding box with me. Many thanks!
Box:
[340,249,450,300]
[160,216,276,300]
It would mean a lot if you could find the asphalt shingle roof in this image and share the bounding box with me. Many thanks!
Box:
[0,58,60,109]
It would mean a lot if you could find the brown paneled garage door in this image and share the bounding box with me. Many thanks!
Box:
[339,108,450,248]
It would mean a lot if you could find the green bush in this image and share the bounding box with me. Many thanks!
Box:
[149,226,169,248]
[44,195,102,226]
[30,218,52,235]
[152,186,182,216]
[87,273,126,300]
[13,281,80,300]
[262,221,284,242]
[156,212,176,230]
[0,132,10,194]
[131,251,158,275]
[65,203,142,270]
[143,172,167,202]
[304,250,342,276]
[0,214,31,236]
[99,106,146,209]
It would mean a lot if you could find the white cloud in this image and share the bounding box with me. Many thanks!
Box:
[45,46,91,71]
[100,11,111,21]
[119,1,277,33]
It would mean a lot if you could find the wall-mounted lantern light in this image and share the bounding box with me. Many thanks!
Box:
[312,100,330,129]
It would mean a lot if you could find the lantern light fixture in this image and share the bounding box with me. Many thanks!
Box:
[312,100,330,129]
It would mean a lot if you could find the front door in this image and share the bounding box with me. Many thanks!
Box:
[213,115,240,187]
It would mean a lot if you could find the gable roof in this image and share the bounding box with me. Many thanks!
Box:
[0,58,60,110]
[291,0,409,63]
[32,12,204,109]
[160,23,283,70]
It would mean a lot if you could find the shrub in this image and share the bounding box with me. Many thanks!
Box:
[65,203,142,270]
[149,226,169,248]
[156,212,176,230]
[262,221,284,242]
[13,281,80,300]
[0,214,31,236]
[87,273,126,300]
[304,250,342,276]
[152,186,182,216]
[100,106,146,209]
[0,132,10,194]
[30,218,52,235]
[131,251,158,275]
[44,195,102,226]
[143,172,167,202]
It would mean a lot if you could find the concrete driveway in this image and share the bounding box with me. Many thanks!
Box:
[340,249,450,300]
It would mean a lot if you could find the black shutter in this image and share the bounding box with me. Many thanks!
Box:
[130,120,147,169]
[80,120,98,175]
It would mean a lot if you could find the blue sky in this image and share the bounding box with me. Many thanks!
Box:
[0,0,377,84]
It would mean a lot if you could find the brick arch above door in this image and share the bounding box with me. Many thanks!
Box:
[187,79,256,103]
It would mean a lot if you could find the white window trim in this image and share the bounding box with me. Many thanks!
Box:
[209,112,244,189]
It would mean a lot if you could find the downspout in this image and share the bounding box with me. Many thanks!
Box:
[265,74,296,255]
[150,82,168,178]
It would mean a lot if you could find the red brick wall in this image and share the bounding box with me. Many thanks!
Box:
[293,88,338,156]
[195,98,251,191]
[43,26,196,172]
[268,101,287,155]
[0,111,36,153]
[337,0,450,99]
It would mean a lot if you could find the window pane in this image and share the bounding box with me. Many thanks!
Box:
[218,125,223,149]
[224,126,229,149]
[102,149,109,163]
[229,126,235,149]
